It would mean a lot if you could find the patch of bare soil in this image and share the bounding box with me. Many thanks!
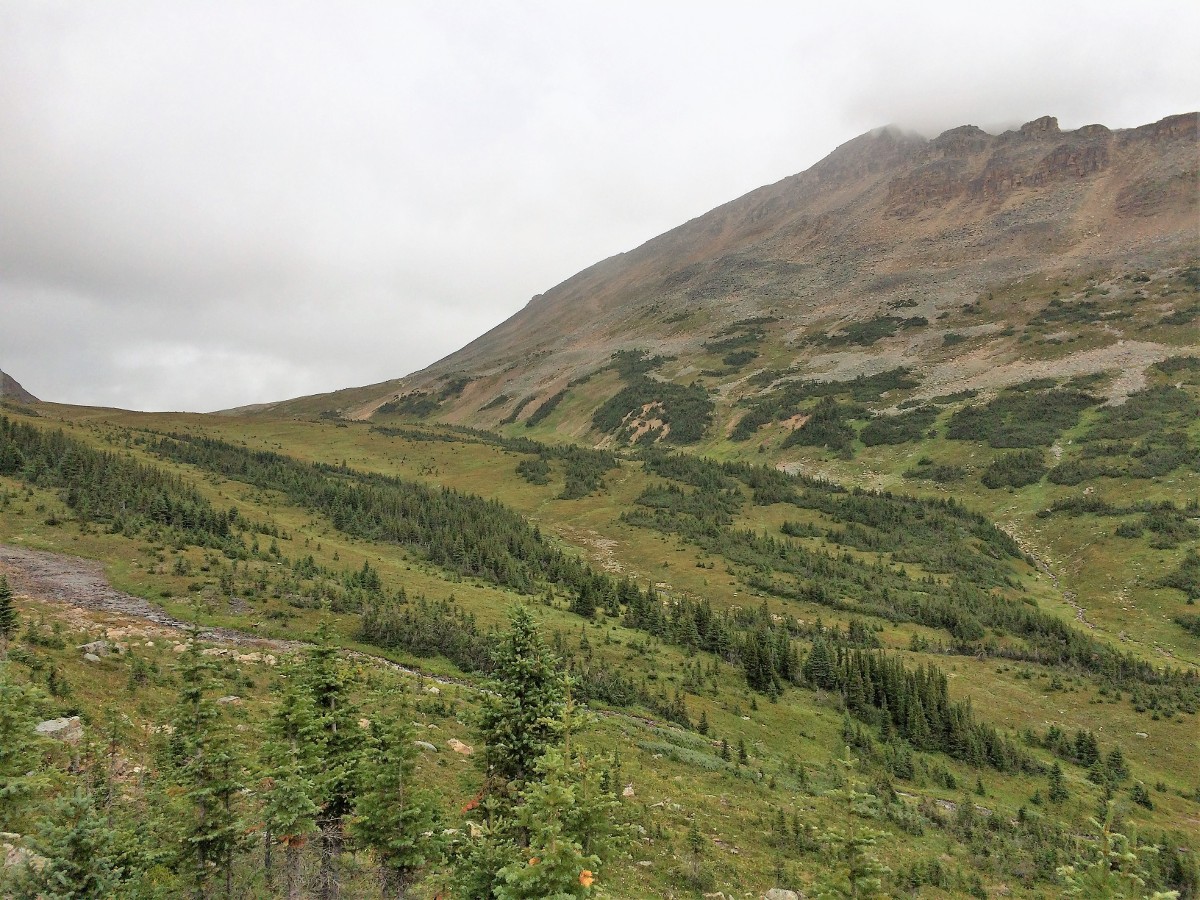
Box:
[0,544,295,650]
[621,402,670,443]
[924,340,1200,404]
[554,525,624,574]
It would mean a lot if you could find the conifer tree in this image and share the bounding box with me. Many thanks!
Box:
[1048,762,1069,804]
[478,606,565,789]
[171,643,245,899]
[0,672,47,830]
[815,751,891,899]
[353,712,441,898]
[303,626,364,900]
[0,575,16,660]
[262,751,318,900]
[1058,803,1180,898]
[7,788,122,899]
[802,635,837,690]
[685,815,706,886]
[493,750,602,900]
[261,667,320,900]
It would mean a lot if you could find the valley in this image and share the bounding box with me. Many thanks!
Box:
[1,111,1197,898]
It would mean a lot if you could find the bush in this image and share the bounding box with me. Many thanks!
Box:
[981,450,1047,489]
[947,389,1096,448]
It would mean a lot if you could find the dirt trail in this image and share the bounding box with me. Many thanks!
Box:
[0,543,298,650]
[0,543,672,711]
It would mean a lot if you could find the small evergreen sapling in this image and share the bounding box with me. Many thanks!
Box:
[0,575,16,659]
[352,712,442,898]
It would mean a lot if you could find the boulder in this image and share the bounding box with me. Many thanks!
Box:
[78,639,116,657]
[83,653,102,663]
[764,890,801,900]
[414,740,438,753]
[447,738,473,755]
[35,716,83,744]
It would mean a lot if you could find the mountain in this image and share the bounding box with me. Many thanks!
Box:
[2,113,1198,899]
[0,369,39,405]
[245,112,1198,432]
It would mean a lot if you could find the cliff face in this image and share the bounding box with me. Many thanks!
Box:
[0,370,40,404]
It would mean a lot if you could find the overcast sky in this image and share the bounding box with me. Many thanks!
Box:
[2,1,1197,411]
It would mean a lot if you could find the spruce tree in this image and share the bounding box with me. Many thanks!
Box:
[353,712,441,898]
[685,815,706,886]
[170,643,245,900]
[802,636,837,691]
[477,606,565,788]
[261,668,320,900]
[303,626,364,900]
[1048,762,1069,804]
[8,788,122,899]
[0,575,16,660]
[493,750,603,900]
[1058,803,1180,898]
[0,671,49,831]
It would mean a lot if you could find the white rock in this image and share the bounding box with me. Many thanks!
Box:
[414,740,438,753]
[622,783,635,798]
[83,653,102,663]
[216,696,242,705]
[78,640,115,657]
[764,890,800,900]
[35,716,83,744]
[424,685,441,695]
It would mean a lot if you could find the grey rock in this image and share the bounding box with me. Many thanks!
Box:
[413,740,438,753]
[78,640,116,657]
[34,716,83,744]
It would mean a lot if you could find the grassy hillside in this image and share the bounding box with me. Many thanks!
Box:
[2,392,1197,897]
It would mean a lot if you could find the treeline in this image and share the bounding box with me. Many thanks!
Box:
[731,368,919,441]
[805,638,1034,772]
[0,416,239,550]
[947,386,1097,448]
[370,424,620,499]
[359,594,494,673]
[591,350,713,444]
[147,432,597,595]
[627,449,1199,709]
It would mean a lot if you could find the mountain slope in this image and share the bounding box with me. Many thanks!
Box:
[242,112,1198,426]
[0,369,39,404]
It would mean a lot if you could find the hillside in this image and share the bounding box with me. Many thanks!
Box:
[0,369,39,405]
[242,112,1198,427]
[1,112,1198,898]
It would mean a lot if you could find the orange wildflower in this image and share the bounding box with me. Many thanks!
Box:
[528,857,540,866]
[579,870,595,887]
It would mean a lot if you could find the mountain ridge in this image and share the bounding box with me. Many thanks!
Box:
[234,112,1198,424]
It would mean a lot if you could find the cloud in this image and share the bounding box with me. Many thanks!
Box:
[1,1,1197,410]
